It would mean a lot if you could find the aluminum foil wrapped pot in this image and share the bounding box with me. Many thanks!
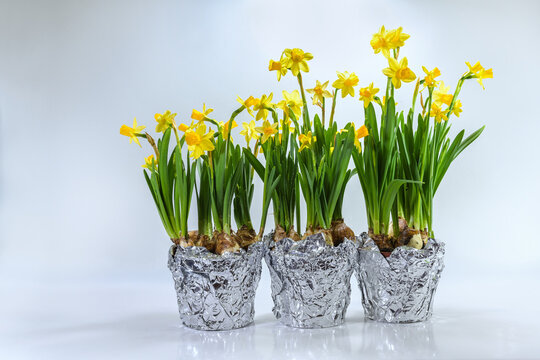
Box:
[264,232,357,328]
[168,241,265,331]
[356,232,445,323]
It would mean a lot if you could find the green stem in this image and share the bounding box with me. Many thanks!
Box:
[322,97,326,127]
[297,73,309,122]
[225,105,245,162]
[329,90,337,128]
[446,77,465,122]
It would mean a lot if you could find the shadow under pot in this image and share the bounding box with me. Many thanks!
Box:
[355,232,445,323]
[264,232,357,328]
[168,241,265,331]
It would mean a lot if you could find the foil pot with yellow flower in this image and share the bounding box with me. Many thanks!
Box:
[248,48,363,328]
[354,26,492,323]
[120,102,270,330]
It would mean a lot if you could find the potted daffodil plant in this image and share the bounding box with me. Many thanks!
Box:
[248,48,362,328]
[353,26,492,323]
[120,103,273,330]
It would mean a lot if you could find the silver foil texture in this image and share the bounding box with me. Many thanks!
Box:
[265,232,357,328]
[168,241,264,330]
[356,232,445,323]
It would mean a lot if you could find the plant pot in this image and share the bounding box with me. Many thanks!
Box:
[264,231,357,328]
[356,232,445,323]
[168,240,265,331]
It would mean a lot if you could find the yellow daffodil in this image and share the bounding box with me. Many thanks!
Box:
[298,131,316,151]
[155,111,177,133]
[282,48,313,76]
[255,120,278,144]
[218,120,238,139]
[452,100,463,117]
[239,120,259,146]
[433,81,453,106]
[253,93,273,121]
[382,57,416,89]
[354,124,369,151]
[430,104,448,123]
[359,83,380,108]
[422,66,441,88]
[237,95,258,117]
[306,80,332,105]
[268,58,288,81]
[370,26,392,57]
[332,71,359,98]
[466,61,493,89]
[120,118,146,146]
[277,90,302,119]
[370,26,409,58]
[386,27,410,49]
[191,103,213,122]
[184,124,215,159]
[142,154,157,170]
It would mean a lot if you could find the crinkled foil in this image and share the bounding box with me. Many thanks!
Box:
[168,241,264,331]
[264,232,357,328]
[355,232,445,323]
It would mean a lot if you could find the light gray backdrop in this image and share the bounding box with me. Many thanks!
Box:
[1,0,539,283]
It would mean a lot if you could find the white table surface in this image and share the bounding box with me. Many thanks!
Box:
[1,268,539,360]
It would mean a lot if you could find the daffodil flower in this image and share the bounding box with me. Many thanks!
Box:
[277,90,302,119]
[237,96,258,117]
[430,104,448,123]
[386,27,410,49]
[142,154,157,170]
[452,100,463,117]
[422,66,441,88]
[120,118,146,146]
[433,81,453,106]
[282,48,313,76]
[184,124,215,159]
[191,103,214,122]
[218,120,238,139]
[306,80,332,105]
[359,83,380,108]
[353,123,369,151]
[382,57,416,89]
[370,26,392,57]
[298,131,316,151]
[155,110,177,133]
[239,120,259,146]
[465,61,493,89]
[268,58,288,81]
[332,71,359,98]
[370,26,410,58]
[255,120,278,144]
[253,93,273,121]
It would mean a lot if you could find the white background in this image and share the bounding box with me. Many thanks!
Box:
[1,0,539,359]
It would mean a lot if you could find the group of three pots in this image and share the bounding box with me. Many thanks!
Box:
[168,230,445,331]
